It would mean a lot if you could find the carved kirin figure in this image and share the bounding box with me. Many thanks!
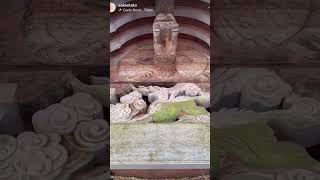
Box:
[153,13,179,77]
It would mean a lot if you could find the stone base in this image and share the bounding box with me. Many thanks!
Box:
[112,169,210,179]
[110,123,210,169]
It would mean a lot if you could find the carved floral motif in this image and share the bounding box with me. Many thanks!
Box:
[0,132,68,180]
[178,115,210,123]
[241,72,292,111]
[12,92,109,179]
[119,91,143,105]
[32,104,78,135]
[110,104,132,123]
[0,135,17,180]
[212,68,320,179]
[112,83,210,124]
[130,99,147,117]
[61,93,104,121]
[65,120,108,152]
[288,97,320,120]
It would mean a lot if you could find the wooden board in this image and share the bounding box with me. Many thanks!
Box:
[110,123,210,169]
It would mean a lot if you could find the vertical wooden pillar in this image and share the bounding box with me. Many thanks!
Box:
[156,0,174,14]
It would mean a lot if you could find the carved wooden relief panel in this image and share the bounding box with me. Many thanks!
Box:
[213,0,320,64]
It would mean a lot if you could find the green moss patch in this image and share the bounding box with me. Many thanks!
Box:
[212,122,320,170]
[152,100,209,123]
